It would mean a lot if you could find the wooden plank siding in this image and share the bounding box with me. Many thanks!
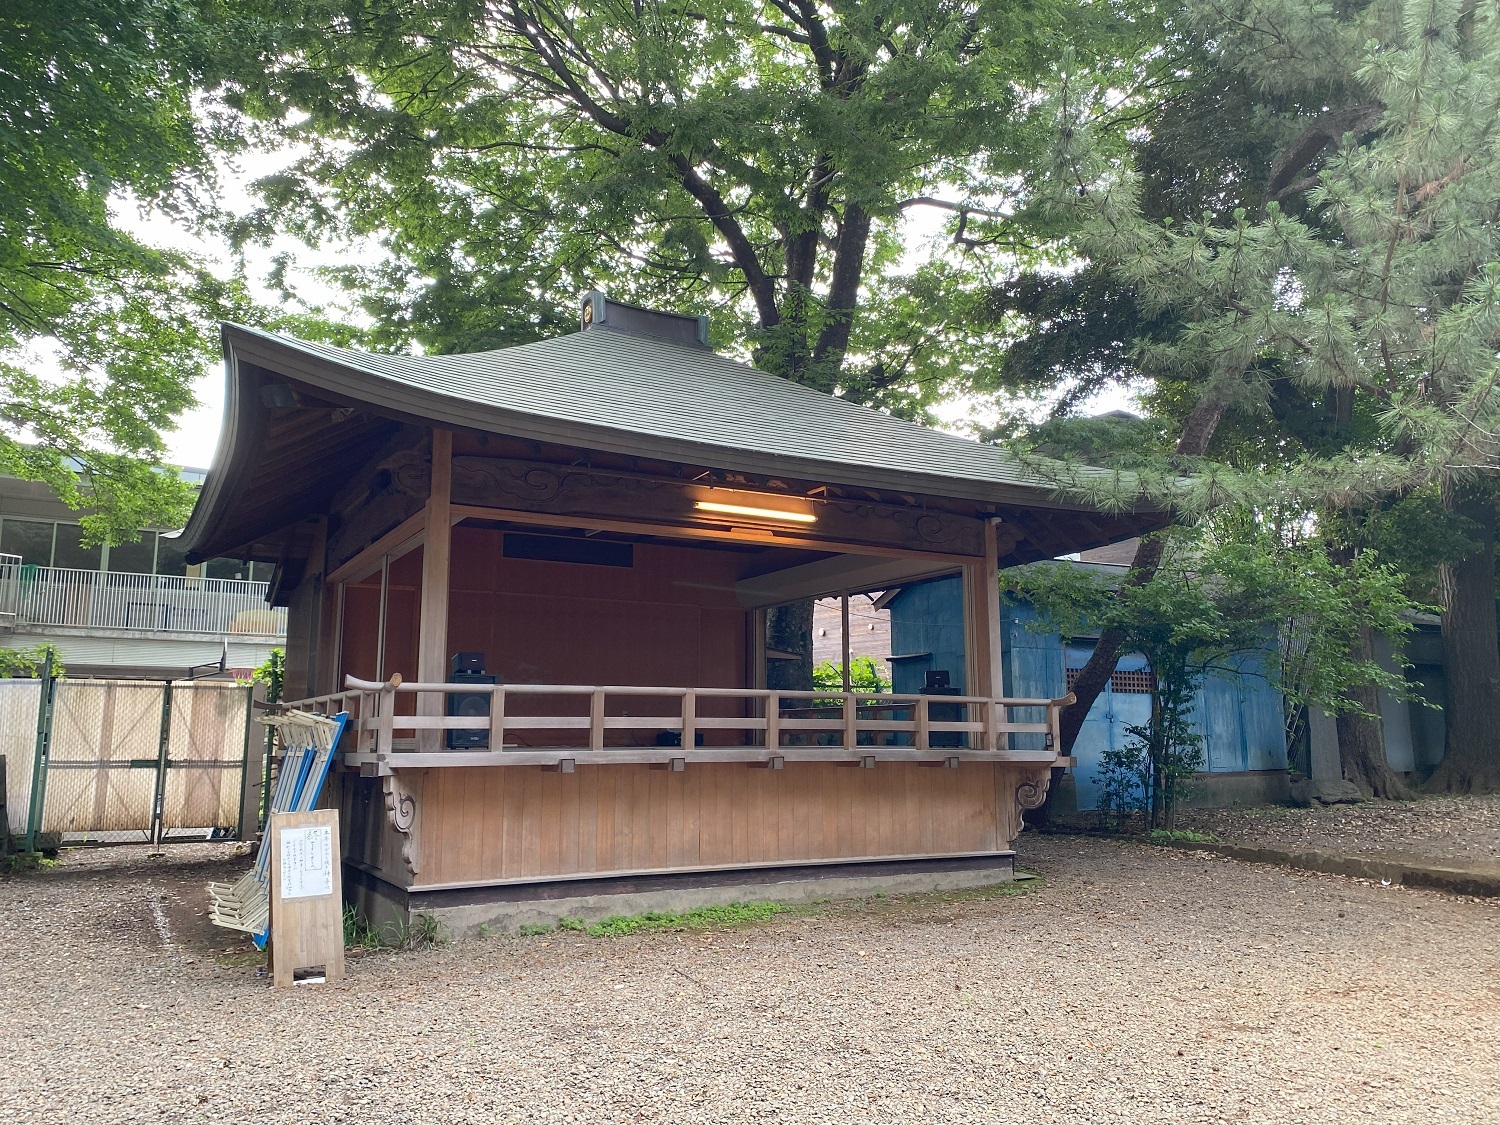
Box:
[394,760,1024,889]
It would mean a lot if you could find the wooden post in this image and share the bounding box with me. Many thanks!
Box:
[840,592,852,693]
[376,676,400,758]
[843,693,858,750]
[489,686,506,751]
[915,696,930,752]
[416,430,453,752]
[680,689,696,751]
[268,807,344,988]
[964,519,1006,750]
[589,689,606,752]
[764,692,779,751]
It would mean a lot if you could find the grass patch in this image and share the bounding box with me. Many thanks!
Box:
[520,901,791,938]
[0,851,56,875]
[1148,828,1218,843]
[586,900,789,936]
[342,906,446,951]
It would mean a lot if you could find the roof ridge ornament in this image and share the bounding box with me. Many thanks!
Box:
[581,290,710,348]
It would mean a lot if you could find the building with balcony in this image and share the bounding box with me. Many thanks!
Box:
[0,472,286,678]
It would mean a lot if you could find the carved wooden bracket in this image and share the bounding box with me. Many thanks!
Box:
[1015,771,1052,812]
[381,774,421,876]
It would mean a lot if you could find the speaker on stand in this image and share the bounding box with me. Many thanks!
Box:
[446,651,497,750]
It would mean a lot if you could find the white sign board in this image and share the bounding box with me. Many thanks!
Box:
[278,824,334,899]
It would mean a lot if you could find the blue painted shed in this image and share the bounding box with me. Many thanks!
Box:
[884,574,1290,811]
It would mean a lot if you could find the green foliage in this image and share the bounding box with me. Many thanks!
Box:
[1023,0,1500,507]
[342,905,445,949]
[252,648,285,704]
[0,644,62,679]
[521,902,788,937]
[203,0,1153,412]
[342,904,382,950]
[0,1,249,539]
[1147,827,1216,843]
[1010,524,1420,825]
[579,901,789,937]
[812,656,890,695]
[0,851,57,874]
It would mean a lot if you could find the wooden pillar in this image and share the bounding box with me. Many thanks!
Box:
[417,430,453,748]
[963,520,1005,749]
[840,592,852,693]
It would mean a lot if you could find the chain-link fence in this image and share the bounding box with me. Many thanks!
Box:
[4,670,253,849]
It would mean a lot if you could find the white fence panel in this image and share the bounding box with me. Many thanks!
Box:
[4,566,285,636]
[0,679,42,838]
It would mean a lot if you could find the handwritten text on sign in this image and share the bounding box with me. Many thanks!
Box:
[279,824,333,899]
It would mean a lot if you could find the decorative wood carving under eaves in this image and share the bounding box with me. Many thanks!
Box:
[451,456,987,556]
[326,448,431,573]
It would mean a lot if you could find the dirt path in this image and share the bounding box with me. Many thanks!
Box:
[0,835,1493,1124]
[1176,793,1500,872]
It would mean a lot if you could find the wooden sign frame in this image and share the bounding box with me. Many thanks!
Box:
[268,808,344,988]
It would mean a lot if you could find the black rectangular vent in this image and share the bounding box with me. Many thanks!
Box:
[503,532,633,568]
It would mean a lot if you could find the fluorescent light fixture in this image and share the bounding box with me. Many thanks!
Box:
[694,500,817,524]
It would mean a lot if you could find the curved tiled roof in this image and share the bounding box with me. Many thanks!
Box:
[220,321,1097,505]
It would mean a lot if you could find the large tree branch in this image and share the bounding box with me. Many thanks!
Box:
[813,201,871,365]
[1267,103,1385,201]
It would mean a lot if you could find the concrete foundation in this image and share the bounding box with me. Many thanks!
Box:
[1178,770,1290,808]
[345,853,1017,940]
[1052,769,1290,814]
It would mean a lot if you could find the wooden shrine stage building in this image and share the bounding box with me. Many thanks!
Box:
[180,293,1155,933]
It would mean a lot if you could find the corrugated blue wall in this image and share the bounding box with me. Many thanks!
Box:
[886,578,966,695]
[887,575,1290,810]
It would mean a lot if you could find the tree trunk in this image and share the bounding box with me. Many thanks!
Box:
[1336,624,1412,798]
[765,601,815,691]
[1427,480,1500,793]
[1057,396,1227,754]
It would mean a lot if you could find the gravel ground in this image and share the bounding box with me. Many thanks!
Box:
[1176,794,1500,871]
[0,835,1494,1125]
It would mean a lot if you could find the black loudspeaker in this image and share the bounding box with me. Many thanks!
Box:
[920,668,964,749]
[451,651,486,675]
[447,652,496,750]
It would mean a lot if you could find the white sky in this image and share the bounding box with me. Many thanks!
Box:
[116,152,1136,471]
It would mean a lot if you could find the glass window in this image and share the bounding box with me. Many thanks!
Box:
[106,532,155,574]
[206,557,251,581]
[154,535,189,576]
[52,524,101,571]
[0,519,54,566]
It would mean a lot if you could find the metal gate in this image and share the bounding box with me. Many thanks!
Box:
[4,673,252,849]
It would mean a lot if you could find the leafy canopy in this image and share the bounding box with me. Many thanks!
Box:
[0,0,247,540]
[211,0,1151,413]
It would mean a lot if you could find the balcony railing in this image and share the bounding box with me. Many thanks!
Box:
[0,557,286,637]
[284,674,1072,770]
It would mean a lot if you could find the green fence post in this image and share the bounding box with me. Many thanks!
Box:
[235,685,253,841]
[23,654,54,854]
[149,680,173,851]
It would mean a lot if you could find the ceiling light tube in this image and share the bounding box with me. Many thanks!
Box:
[695,500,817,524]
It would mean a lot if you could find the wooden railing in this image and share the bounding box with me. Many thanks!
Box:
[284,675,1074,771]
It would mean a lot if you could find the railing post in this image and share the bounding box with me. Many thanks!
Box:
[589,689,606,752]
[765,692,779,751]
[843,692,858,750]
[489,686,506,751]
[680,689,696,752]
[915,696,929,752]
[377,684,397,757]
